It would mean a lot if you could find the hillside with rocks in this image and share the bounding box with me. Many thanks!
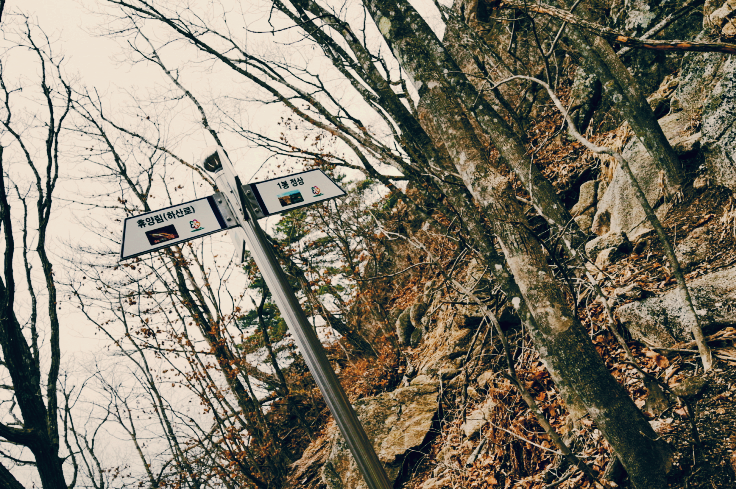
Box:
[2,1,736,488]
[280,1,736,488]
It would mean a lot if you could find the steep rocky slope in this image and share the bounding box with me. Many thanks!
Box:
[284,2,736,488]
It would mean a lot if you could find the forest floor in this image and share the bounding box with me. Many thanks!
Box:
[285,111,736,488]
[635,185,736,489]
[398,185,736,489]
[666,360,736,488]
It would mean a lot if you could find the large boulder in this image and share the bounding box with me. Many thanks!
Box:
[584,231,632,262]
[675,226,713,271]
[671,32,736,190]
[672,35,728,116]
[701,56,736,191]
[322,377,439,489]
[591,111,694,236]
[571,180,597,217]
[575,213,594,235]
[617,267,736,347]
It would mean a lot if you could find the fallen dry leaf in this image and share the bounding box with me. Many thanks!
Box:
[644,349,670,368]
[693,214,714,227]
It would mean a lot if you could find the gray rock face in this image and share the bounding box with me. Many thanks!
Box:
[675,226,712,270]
[591,111,693,236]
[617,266,736,347]
[585,231,632,262]
[417,325,473,379]
[701,56,736,190]
[571,180,597,217]
[322,378,439,489]
[574,213,594,235]
[611,0,702,93]
[672,40,727,115]
[669,29,736,189]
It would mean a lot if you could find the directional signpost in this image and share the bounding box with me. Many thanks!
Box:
[120,148,391,489]
[120,195,235,260]
[120,167,345,260]
[248,169,347,216]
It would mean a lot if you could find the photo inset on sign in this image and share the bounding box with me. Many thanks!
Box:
[277,190,304,207]
[145,225,179,245]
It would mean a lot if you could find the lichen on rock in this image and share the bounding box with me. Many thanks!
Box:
[618,266,736,347]
[321,378,439,489]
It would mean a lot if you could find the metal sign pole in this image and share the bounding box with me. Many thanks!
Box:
[203,148,392,489]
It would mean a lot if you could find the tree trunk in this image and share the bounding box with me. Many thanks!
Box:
[363,1,673,486]
[0,310,68,488]
[0,172,67,488]
[552,0,683,189]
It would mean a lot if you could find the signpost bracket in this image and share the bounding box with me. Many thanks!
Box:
[242,183,267,219]
[211,192,239,228]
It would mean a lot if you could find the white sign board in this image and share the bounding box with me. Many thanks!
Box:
[120,196,229,260]
[119,170,346,260]
[248,169,346,217]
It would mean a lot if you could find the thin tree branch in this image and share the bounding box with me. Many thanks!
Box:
[503,0,736,54]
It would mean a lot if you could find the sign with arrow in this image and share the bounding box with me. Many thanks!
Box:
[246,169,346,217]
[119,169,345,261]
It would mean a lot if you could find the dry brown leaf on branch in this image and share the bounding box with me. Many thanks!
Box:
[644,349,670,368]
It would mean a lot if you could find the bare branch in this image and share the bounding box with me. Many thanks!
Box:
[502,0,736,54]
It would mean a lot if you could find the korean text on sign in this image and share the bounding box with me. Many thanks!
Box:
[136,206,195,228]
[276,177,305,190]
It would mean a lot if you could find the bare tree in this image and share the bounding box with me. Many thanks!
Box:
[0,15,74,488]
[66,81,334,486]
[39,0,730,486]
